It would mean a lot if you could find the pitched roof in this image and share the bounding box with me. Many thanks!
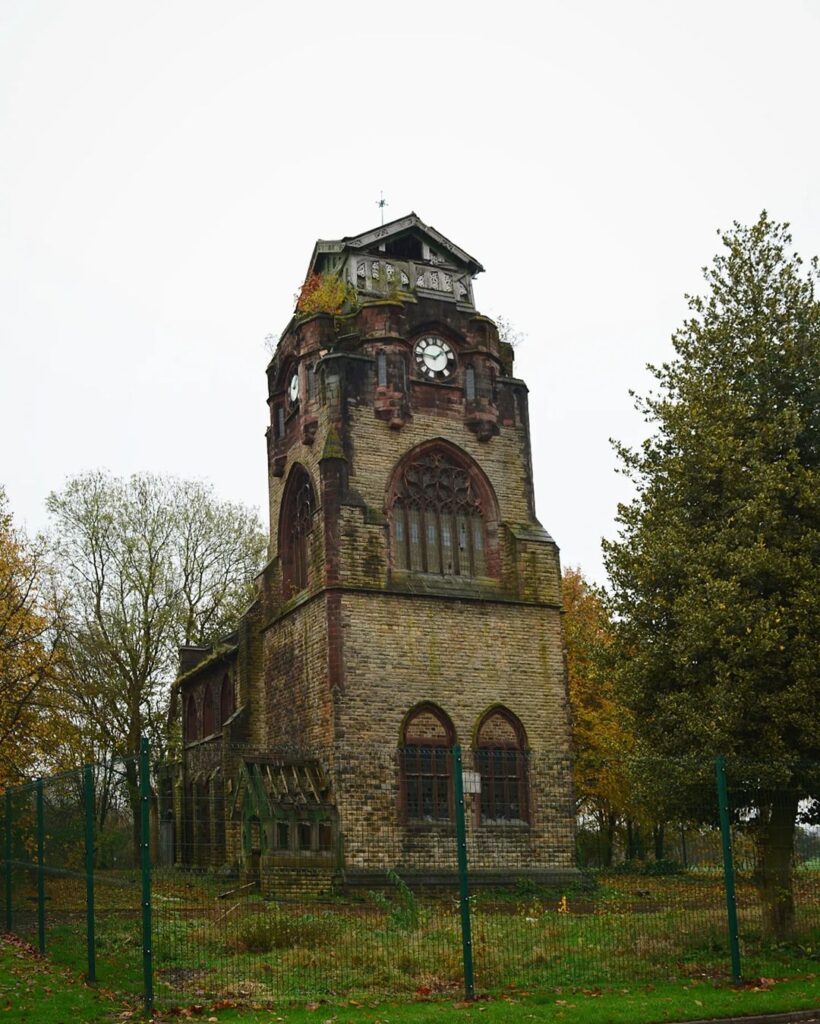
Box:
[307,211,484,278]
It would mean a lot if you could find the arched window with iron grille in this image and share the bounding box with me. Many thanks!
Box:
[279,464,316,596]
[475,707,529,823]
[399,703,455,822]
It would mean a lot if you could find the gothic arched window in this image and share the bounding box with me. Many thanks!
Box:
[400,703,455,822]
[279,464,316,596]
[220,674,234,726]
[203,681,219,736]
[185,694,198,744]
[389,444,494,577]
[475,708,529,823]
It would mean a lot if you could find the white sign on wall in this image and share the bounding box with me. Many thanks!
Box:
[462,770,482,795]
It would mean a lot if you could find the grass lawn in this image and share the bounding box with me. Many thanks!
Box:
[0,936,818,1024]
[3,866,818,1021]
[0,934,120,1023]
[20,867,815,1003]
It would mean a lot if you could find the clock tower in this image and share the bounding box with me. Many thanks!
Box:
[176,213,576,890]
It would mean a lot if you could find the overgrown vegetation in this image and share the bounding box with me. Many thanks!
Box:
[14,866,818,1007]
[295,272,357,317]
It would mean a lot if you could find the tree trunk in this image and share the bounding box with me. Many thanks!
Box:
[125,759,141,865]
[755,791,799,940]
[626,818,645,860]
[604,811,617,867]
[653,823,665,861]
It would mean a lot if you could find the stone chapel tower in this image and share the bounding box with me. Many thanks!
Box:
[175,213,576,889]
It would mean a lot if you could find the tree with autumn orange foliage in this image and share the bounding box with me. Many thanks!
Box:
[0,486,67,786]
[562,565,636,866]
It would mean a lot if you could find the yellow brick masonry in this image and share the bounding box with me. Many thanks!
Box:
[254,350,575,876]
[177,276,580,888]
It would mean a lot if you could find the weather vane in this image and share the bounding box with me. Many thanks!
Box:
[376,191,388,225]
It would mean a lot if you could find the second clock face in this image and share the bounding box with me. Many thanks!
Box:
[288,373,299,403]
[415,336,456,379]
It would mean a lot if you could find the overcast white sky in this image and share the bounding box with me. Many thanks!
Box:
[1,0,819,585]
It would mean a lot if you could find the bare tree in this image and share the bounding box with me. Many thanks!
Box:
[47,471,267,849]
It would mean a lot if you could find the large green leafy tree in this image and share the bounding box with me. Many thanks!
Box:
[603,213,819,936]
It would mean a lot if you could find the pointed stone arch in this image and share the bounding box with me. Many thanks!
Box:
[278,463,316,597]
[474,705,529,823]
[399,702,456,822]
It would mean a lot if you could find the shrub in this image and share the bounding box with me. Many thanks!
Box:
[295,273,356,317]
[607,857,685,877]
[642,858,685,876]
[224,910,332,953]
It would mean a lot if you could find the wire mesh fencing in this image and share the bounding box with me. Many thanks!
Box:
[727,776,820,979]
[1,755,145,997]
[1,744,818,1013]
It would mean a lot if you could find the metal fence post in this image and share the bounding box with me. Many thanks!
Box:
[35,779,45,953]
[4,789,12,932]
[83,765,96,984]
[139,738,154,1012]
[715,755,742,984]
[452,745,475,1000]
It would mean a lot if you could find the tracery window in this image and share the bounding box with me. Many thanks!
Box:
[475,708,529,823]
[280,464,315,596]
[390,446,488,576]
[400,703,455,822]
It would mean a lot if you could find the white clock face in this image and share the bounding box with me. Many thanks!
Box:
[414,336,456,379]
[288,372,299,403]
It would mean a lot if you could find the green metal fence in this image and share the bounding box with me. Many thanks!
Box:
[1,745,817,1014]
